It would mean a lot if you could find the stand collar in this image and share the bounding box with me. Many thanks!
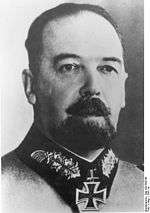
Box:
[16,124,119,212]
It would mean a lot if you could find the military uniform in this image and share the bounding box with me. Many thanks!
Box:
[2,125,144,212]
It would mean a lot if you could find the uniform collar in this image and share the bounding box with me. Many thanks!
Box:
[16,124,119,212]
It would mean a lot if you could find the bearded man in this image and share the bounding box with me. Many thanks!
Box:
[2,3,144,213]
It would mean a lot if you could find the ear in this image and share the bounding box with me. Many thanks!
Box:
[121,72,128,108]
[22,69,36,105]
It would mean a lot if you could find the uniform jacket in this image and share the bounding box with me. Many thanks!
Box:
[1,125,144,213]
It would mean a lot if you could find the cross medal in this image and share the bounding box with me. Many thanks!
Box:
[76,169,107,211]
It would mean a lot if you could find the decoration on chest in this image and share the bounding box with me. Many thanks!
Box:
[76,169,107,211]
[31,150,80,179]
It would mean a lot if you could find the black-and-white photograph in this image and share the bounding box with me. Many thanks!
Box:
[1,0,144,212]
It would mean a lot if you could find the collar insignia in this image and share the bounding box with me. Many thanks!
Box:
[102,149,118,178]
[76,169,107,211]
[31,150,80,179]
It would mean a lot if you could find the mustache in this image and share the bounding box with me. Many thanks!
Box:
[66,97,111,117]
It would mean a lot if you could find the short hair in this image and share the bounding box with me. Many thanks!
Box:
[25,3,122,75]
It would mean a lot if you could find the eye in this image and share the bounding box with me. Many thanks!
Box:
[58,63,80,73]
[97,65,118,74]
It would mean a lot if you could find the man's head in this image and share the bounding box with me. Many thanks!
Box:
[23,3,128,152]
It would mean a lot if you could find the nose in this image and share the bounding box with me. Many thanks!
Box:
[79,68,101,98]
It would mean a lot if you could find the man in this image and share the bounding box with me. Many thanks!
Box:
[2,3,143,212]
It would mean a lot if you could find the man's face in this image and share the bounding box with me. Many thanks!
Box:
[33,12,127,151]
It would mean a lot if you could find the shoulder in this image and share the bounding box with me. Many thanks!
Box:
[1,150,71,213]
[2,150,32,175]
[2,150,41,184]
[117,160,144,187]
[107,160,144,212]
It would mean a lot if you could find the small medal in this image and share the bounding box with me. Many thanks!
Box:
[76,169,107,211]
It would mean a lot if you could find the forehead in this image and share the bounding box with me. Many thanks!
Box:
[42,11,123,59]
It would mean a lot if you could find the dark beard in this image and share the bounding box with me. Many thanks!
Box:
[51,116,116,153]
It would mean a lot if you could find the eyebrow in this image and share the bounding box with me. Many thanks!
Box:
[53,53,122,66]
[53,53,80,66]
[102,57,122,64]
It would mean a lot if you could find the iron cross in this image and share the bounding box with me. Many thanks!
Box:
[76,169,107,211]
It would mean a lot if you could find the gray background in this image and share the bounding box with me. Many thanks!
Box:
[1,0,144,164]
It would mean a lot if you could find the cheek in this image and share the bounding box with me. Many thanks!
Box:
[36,70,80,114]
[104,77,123,111]
[104,78,124,129]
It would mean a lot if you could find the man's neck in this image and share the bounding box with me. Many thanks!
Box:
[52,144,105,163]
[46,134,104,163]
[79,148,105,161]
[35,122,105,163]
